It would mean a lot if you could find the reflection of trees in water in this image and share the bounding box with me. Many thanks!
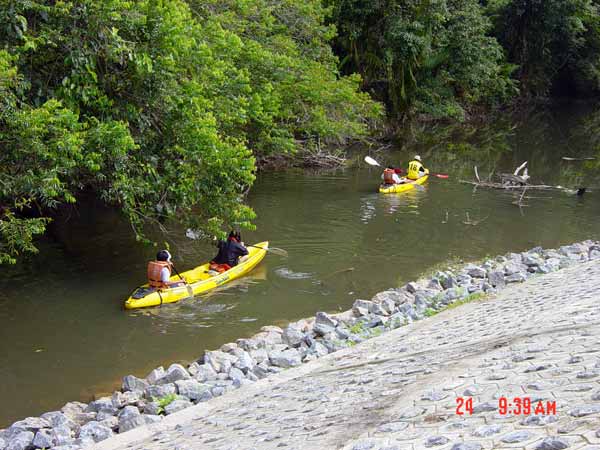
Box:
[397,105,600,189]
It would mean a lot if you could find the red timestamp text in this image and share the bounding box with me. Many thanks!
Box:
[455,397,557,416]
[498,397,556,415]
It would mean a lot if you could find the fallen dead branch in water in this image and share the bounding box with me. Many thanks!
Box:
[461,162,584,194]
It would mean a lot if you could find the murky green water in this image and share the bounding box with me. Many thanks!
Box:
[1,105,599,426]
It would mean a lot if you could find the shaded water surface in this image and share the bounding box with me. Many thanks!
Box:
[1,107,599,425]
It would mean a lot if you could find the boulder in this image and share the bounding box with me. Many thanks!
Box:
[9,417,50,433]
[6,431,34,450]
[117,406,145,433]
[145,367,165,385]
[233,350,255,372]
[144,383,176,400]
[122,375,149,393]
[204,351,236,373]
[488,270,505,288]
[282,326,305,347]
[78,421,114,443]
[313,312,338,336]
[111,391,140,409]
[228,367,246,384]
[193,364,217,382]
[352,300,373,317]
[269,349,302,368]
[159,364,191,384]
[86,397,117,415]
[175,379,210,401]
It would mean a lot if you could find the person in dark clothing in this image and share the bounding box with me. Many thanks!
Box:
[210,231,249,273]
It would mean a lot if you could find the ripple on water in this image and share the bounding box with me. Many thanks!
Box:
[274,267,314,280]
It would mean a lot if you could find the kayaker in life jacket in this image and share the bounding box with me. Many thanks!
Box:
[147,250,183,289]
[407,155,427,180]
[209,231,249,273]
[381,166,404,185]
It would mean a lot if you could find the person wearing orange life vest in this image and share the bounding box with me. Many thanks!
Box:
[407,155,427,180]
[147,250,183,289]
[381,166,404,185]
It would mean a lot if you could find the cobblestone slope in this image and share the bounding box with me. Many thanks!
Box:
[94,259,600,450]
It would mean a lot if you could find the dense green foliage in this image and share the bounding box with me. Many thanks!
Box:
[0,0,380,264]
[487,0,600,98]
[329,0,517,120]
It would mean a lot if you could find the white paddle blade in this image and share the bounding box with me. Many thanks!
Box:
[364,156,381,167]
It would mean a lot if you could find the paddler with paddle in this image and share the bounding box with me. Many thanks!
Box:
[147,250,187,289]
[209,231,249,274]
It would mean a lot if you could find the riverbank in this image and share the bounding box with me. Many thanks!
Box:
[1,240,598,450]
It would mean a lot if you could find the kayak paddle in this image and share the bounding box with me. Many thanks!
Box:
[247,245,288,257]
[171,263,194,297]
[364,155,381,166]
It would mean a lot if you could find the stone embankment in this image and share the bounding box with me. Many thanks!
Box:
[1,241,599,450]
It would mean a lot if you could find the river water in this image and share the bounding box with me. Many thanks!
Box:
[1,105,599,426]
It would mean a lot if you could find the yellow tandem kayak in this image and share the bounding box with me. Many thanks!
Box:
[378,170,429,194]
[124,241,269,309]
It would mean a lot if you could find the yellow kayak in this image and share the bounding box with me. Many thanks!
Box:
[124,241,269,309]
[379,170,429,194]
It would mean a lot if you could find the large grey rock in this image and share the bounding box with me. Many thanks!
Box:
[193,364,217,382]
[111,391,140,409]
[352,300,373,317]
[313,312,338,336]
[252,330,283,347]
[143,402,162,415]
[523,254,544,266]
[78,421,114,443]
[204,351,236,373]
[36,429,59,450]
[245,349,266,367]
[9,417,50,433]
[164,399,192,415]
[175,379,210,401]
[228,367,246,384]
[99,416,118,431]
[122,375,149,393]
[51,425,74,446]
[158,363,191,384]
[506,273,527,283]
[86,397,117,415]
[219,342,238,353]
[145,367,165,384]
[370,303,390,316]
[467,265,487,278]
[397,303,419,320]
[282,326,305,347]
[6,432,34,450]
[233,350,255,372]
[145,383,176,400]
[269,349,302,368]
[40,411,79,432]
[118,406,145,433]
[488,270,505,288]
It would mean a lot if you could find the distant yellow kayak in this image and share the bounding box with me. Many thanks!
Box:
[379,170,429,194]
[124,241,268,309]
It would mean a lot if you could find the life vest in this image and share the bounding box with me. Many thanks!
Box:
[383,168,397,184]
[407,160,425,180]
[209,262,232,273]
[147,261,171,288]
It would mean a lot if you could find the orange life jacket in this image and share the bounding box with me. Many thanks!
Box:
[383,168,397,184]
[147,261,171,288]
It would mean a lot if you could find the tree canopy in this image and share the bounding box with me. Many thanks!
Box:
[0,0,381,264]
